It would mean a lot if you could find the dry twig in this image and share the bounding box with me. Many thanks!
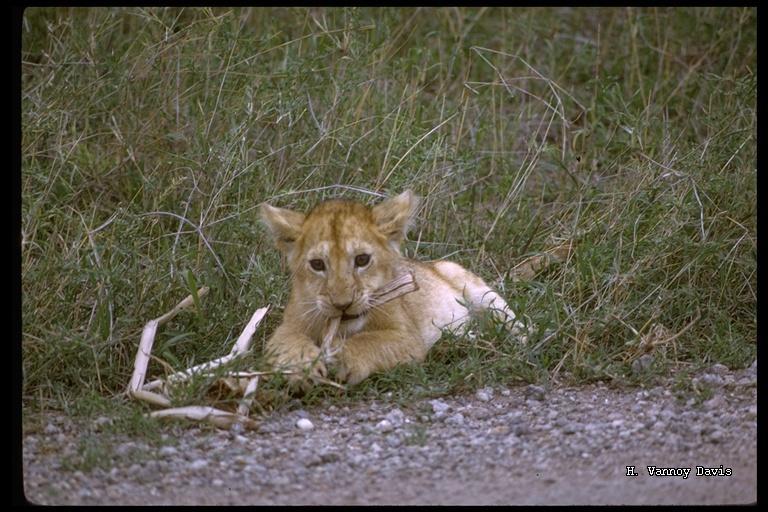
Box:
[149,406,258,430]
[128,287,210,393]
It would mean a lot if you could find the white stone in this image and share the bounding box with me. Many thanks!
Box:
[429,399,450,414]
[190,459,208,471]
[385,408,406,427]
[476,389,492,402]
[159,446,178,456]
[296,418,314,431]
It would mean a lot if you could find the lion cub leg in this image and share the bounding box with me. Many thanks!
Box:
[466,285,531,342]
[432,261,529,341]
[334,329,427,385]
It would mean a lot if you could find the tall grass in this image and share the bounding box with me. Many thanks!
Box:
[21,7,755,412]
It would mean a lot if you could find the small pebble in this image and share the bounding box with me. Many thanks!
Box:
[385,408,406,427]
[525,385,547,401]
[190,459,208,471]
[704,395,725,410]
[429,399,450,414]
[631,354,654,374]
[707,429,724,444]
[476,389,492,402]
[296,418,314,431]
[562,423,579,435]
[386,435,402,448]
[736,376,756,388]
[376,420,394,433]
[512,424,530,436]
[159,446,178,456]
[93,416,113,430]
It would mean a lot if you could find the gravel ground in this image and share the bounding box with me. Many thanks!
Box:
[23,361,756,505]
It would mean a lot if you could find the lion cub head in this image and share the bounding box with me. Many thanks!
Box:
[260,190,418,326]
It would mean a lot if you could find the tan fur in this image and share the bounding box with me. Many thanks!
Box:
[259,190,520,386]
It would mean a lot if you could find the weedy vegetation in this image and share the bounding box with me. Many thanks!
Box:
[22,7,755,428]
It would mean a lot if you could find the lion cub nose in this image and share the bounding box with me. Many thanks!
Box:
[331,301,353,312]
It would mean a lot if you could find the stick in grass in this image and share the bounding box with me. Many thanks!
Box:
[236,376,260,417]
[128,286,210,393]
[130,389,172,408]
[229,305,270,356]
[143,305,270,390]
[149,406,258,430]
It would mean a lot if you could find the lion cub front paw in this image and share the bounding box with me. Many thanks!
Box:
[275,345,327,389]
[335,353,371,386]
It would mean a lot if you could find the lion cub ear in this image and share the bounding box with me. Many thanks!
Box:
[373,190,419,248]
[259,203,306,254]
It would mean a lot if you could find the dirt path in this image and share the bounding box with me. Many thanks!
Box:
[22,362,756,505]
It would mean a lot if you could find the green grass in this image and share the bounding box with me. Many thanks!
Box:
[22,7,755,424]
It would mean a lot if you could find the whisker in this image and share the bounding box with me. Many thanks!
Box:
[299,305,322,322]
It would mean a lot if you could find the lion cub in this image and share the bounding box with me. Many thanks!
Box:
[260,190,520,386]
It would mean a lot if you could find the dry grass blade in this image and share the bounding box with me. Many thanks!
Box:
[509,241,575,281]
[627,308,702,363]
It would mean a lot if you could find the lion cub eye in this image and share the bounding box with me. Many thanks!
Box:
[309,259,325,272]
[354,254,371,267]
